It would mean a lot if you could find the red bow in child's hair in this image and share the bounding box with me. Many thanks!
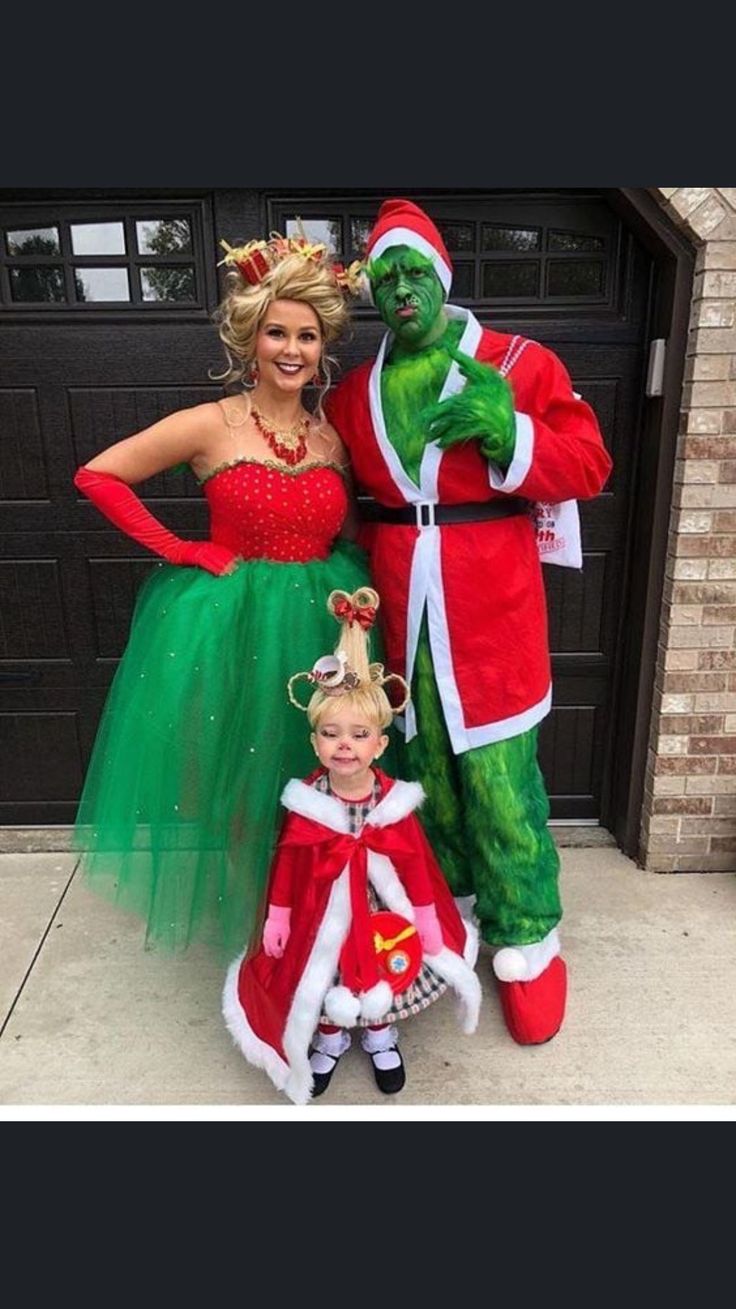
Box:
[332,598,377,630]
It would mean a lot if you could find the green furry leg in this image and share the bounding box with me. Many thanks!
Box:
[459,730,561,947]
[399,624,474,897]
[400,624,561,945]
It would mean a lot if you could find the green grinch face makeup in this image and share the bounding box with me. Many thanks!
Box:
[368,246,446,351]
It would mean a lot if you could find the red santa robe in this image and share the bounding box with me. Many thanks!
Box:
[325,306,612,752]
[222,768,481,1105]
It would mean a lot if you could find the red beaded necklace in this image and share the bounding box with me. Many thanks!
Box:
[252,404,311,466]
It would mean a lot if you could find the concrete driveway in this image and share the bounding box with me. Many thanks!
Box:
[1,846,735,1116]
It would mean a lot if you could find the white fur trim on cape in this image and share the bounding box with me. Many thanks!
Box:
[424,937,482,1034]
[280,871,353,1102]
[222,953,291,1093]
[366,851,414,919]
[463,918,480,970]
[366,779,425,827]
[281,776,425,832]
[280,778,351,832]
[223,870,353,1105]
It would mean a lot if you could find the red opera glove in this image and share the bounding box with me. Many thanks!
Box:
[262,905,292,958]
[74,466,238,576]
[414,904,443,955]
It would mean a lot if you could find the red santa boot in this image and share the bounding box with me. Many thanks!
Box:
[492,929,567,1045]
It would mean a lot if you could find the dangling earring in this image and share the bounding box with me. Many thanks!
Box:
[312,353,328,389]
[243,360,259,390]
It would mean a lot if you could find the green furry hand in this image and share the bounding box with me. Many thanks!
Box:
[423,348,516,469]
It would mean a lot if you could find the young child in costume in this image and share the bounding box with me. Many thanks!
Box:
[222,587,481,1105]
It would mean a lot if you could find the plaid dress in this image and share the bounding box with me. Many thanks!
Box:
[315,773,447,1026]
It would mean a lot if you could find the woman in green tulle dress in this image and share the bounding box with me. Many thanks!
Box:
[73,234,379,956]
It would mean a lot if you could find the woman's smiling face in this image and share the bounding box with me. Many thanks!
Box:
[254,299,322,393]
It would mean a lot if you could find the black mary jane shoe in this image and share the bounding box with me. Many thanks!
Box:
[367,1048,406,1095]
[309,1048,344,1099]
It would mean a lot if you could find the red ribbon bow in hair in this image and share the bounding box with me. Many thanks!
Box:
[332,598,376,630]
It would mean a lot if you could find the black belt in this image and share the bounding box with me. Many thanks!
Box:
[361,497,528,527]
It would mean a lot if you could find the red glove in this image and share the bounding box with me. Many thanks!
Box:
[74,466,238,576]
[414,904,443,955]
[263,905,291,958]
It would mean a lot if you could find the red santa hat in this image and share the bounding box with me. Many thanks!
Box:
[365,199,453,297]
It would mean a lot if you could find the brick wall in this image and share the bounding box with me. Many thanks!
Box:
[641,188,736,871]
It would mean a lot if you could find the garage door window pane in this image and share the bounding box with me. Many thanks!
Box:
[482,261,539,297]
[140,266,196,302]
[74,268,130,301]
[136,218,192,254]
[350,217,372,257]
[6,226,60,255]
[451,264,474,298]
[438,221,474,251]
[482,225,540,251]
[548,230,605,253]
[71,222,126,255]
[284,217,341,254]
[9,267,65,302]
[547,260,605,296]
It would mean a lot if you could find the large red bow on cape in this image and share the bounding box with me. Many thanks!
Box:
[278,815,418,993]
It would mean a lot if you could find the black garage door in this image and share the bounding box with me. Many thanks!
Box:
[0,189,650,825]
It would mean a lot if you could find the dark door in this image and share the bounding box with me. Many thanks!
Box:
[0,189,650,825]
[0,194,220,823]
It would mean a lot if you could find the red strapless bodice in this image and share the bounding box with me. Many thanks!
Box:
[202,458,348,562]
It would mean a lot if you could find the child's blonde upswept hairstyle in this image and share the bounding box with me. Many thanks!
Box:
[287,589,409,730]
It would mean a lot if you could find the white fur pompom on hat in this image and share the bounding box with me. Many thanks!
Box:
[364,198,453,297]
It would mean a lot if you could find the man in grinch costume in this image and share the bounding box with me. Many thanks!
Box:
[326,199,612,1045]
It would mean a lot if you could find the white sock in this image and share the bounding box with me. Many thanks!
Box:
[361,1025,401,1071]
[310,1027,350,1075]
[492,928,561,982]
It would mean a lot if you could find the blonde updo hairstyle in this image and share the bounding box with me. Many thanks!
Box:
[212,253,349,416]
[307,589,397,732]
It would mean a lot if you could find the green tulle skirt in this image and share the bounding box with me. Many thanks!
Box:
[73,541,385,957]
